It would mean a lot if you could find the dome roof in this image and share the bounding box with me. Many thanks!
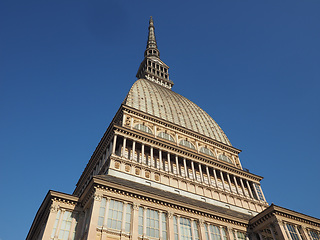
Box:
[123,79,231,146]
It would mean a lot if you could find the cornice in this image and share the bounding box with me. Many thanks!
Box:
[249,204,320,229]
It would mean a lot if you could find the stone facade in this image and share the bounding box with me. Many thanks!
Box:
[27,17,320,240]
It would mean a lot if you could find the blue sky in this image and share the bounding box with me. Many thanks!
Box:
[1,1,319,239]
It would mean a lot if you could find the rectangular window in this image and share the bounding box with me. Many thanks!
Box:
[204,224,210,240]
[174,216,179,240]
[107,200,123,230]
[51,210,78,240]
[98,198,106,227]
[138,207,144,235]
[180,217,192,240]
[146,209,160,238]
[309,230,320,240]
[286,224,300,240]
[162,213,167,240]
[125,204,132,232]
[193,221,200,240]
[253,183,264,201]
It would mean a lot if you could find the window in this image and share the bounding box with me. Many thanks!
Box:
[286,224,301,240]
[203,224,227,240]
[138,208,168,239]
[309,230,320,240]
[253,183,264,201]
[146,209,160,238]
[174,216,199,240]
[134,124,153,134]
[200,147,215,157]
[218,154,232,163]
[97,198,132,233]
[50,210,78,240]
[107,200,123,230]
[179,140,195,150]
[158,132,175,142]
[236,231,246,240]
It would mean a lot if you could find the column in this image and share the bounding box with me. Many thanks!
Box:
[191,161,196,181]
[159,150,162,170]
[167,212,175,240]
[246,180,254,198]
[175,156,180,175]
[240,178,248,197]
[269,226,276,240]
[131,141,136,161]
[132,203,140,240]
[227,173,233,192]
[86,192,103,240]
[226,227,233,240]
[150,147,153,167]
[220,171,226,190]
[234,229,239,240]
[141,144,145,164]
[42,204,60,239]
[190,219,196,240]
[112,135,117,154]
[206,166,212,185]
[258,232,263,240]
[183,158,188,178]
[252,183,260,200]
[168,153,171,172]
[198,163,204,183]
[121,137,127,157]
[219,226,226,240]
[300,226,311,240]
[159,210,163,239]
[199,219,206,240]
[54,209,65,238]
[233,176,240,195]
[273,220,290,240]
[294,225,303,240]
[213,169,219,188]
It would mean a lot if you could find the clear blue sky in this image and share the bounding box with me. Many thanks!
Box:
[1,1,319,239]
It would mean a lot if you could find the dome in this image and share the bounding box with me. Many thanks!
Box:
[123,79,231,146]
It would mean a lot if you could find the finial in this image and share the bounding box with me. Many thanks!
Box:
[149,16,154,26]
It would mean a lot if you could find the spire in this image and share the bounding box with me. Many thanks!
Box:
[145,16,159,57]
[137,17,174,89]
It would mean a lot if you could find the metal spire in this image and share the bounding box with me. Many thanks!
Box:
[145,16,160,57]
[137,17,173,89]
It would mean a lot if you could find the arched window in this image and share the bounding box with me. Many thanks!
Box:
[218,154,232,163]
[179,139,195,150]
[158,132,175,142]
[200,147,215,157]
[134,124,153,134]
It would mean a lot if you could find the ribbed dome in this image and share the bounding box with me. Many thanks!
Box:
[123,79,231,146]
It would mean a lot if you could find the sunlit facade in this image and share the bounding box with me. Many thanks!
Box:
[27,17,320,240]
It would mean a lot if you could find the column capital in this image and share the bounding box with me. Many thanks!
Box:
[50,204,59,213]
[167,211,174,219]
[93,192,103,202]
[199,218,205,226]
[133,202,140,210]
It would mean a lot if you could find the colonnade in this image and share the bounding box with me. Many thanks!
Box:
[111,135,266,202]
